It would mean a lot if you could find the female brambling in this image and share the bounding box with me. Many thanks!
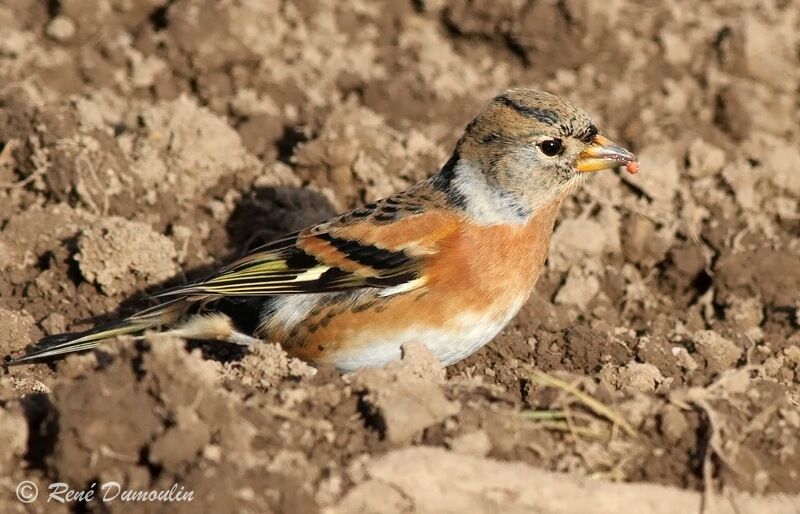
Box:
[9,88,638,371]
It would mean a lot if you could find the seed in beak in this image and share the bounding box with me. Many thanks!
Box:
[625,161,640,175]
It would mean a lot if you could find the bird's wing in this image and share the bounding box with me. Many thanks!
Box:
[158,201,460,298]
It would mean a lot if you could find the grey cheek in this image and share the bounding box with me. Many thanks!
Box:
[520,148,568,180]
[515,146,541,166]
[501,149,538,181]
[520,150,548,176]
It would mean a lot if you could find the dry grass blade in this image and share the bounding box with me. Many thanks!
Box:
[521,408,599,425]
[531,420,606,440]
[519,409,567,421]
[530,370,638,438]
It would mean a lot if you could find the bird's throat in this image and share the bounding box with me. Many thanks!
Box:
[432,154,534,225]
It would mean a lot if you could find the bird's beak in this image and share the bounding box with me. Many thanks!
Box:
[576,134,639,174]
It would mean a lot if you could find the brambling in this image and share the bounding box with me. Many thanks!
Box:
[8,88,638,371]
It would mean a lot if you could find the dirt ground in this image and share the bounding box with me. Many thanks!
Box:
[0,0,799,512]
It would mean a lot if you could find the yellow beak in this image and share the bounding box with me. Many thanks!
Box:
[576,134,639,174]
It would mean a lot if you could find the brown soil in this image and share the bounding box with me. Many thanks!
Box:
[1,0,799,512]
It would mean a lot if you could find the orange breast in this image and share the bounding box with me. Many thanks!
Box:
[278,198,564,365]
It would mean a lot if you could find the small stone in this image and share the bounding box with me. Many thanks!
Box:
[203,444,222,462]
[660,30,691,66]
[782,408,800,429]
[448,430,491,457]
[672,346,698,372]
[783,345,800,364]
[659,404,689,443]
[692,330,743,373]
[40,312,68,335]
[45,15,76,43]
[753,470,770,494]
[617,362,665,393]
[554,266,600,309]
[725,296,763,329]
[763,356,784,377]
[722,160,758,210]
[763,143,800,196]
[687,139,726,178]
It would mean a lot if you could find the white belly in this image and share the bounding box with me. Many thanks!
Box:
[328,295,527,372]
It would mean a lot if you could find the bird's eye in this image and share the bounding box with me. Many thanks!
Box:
[538,139,563,157]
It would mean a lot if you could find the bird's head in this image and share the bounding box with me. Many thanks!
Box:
[444,88,638,223]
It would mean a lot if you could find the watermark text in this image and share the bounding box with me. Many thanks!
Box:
[16,480,194,504]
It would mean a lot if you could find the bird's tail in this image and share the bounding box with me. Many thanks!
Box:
[6,299,188,365]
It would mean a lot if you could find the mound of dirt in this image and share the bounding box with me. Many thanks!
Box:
[0,0,798,512]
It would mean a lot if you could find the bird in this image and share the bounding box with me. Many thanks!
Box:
[7,88,638,371]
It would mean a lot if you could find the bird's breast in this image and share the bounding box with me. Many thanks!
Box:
[272,198,565,370]
[426,197,563,301]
